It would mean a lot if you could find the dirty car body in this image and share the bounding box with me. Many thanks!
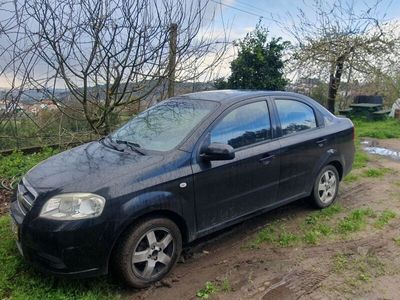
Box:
[10,90,354,282]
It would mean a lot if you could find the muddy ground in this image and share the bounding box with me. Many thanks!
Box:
[129,139,400,300]
[0,188,11,216]
[1,140,400,299]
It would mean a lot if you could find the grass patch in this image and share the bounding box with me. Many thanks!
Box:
[251,224,276,247]
[354,119,400,139]
[333,253,349,272]
[277,230,298,247]
[353,149,369,169]
[393,237,400,246]
[343,173,359,183]
[0,215,120,300]
[333,252,385,289]
[361,168,391,178]
[0,148,58,181]
[374,210,396,229]
[220,278,232,293]
[252,205,394,248]
[337,208,375,234]
[252,205,342,248]
[303,230,320,245]
[197,281,217,299]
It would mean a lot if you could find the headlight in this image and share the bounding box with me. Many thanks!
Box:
[40,193,106,220]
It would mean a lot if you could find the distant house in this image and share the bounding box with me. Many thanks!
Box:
[25,99,58,114]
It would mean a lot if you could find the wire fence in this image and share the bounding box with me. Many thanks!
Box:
[0,130,101,154]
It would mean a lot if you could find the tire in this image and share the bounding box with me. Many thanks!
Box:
[113,217,182,288]
[311,165,340,208]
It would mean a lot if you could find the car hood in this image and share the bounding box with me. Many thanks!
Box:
[25,141,164,194]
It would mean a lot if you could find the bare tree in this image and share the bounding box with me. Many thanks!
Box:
[1,0,228,134]
[285,0,400,112]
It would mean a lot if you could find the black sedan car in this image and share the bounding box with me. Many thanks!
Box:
[10,90,354,287]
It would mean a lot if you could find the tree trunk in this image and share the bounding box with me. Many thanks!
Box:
[327,56,345,114]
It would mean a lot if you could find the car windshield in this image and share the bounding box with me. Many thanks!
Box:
[111,99,217,152]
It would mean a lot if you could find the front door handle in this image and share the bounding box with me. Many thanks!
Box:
[316,138,327,147]
[259,154,275,165]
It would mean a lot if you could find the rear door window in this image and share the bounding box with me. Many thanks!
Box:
[275,99,316,136]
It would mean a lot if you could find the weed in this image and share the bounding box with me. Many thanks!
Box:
[196,281,218,299]
[220,278,231,292]
[333,253,348,272]
[251,224,276,247]
[320,204,342,218]
[333,252,385,290]
[303,230,320,245]
[278,231,298,247]
[374,210,396,229]
[0,148,58,182]
[337,208,375,234]
[317,224,333,236]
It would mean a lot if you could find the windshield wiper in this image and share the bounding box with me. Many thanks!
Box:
[115,139,146,155]
[99,136,124,152]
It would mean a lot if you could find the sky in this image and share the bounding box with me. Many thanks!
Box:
[210,0,400,40]
[0,0,399,88]
[202,0,400,79]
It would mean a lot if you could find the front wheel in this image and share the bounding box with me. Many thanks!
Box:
[311,165,339,208]
[113,217,182,288]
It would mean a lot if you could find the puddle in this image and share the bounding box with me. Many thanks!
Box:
[362,140,400,161]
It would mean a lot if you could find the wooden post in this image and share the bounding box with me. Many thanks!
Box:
[167,23,178,98]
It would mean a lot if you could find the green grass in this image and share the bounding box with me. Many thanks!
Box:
[332,252,385,289]
[277,230,298,247]
[196,281,218,299]
[337,208,375,234]
[252,205,342,247]
[251,224,276,247]
[361,168,391,178]
[374,210,396,229]
[253,206,385,247]
[353,149,369,169]
[0,215,120,300]
[343,173,359,183]
[354,119,400,139]
[220,278,232,293]
[0,148,59,181]
[333,253,349,272]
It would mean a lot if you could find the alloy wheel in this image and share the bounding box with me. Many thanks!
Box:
[131,227,175,280]
[318,170,337,204]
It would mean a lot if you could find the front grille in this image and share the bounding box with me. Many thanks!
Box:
[17,178,37,215]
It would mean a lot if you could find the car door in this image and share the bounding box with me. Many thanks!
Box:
[271,97,327,201]
[192,99,280,233]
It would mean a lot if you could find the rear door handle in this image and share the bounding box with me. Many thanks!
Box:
[259,154,275,165]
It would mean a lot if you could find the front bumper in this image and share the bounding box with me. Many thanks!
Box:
[10,197,112,278]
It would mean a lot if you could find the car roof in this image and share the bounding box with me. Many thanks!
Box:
[178,89,309,107]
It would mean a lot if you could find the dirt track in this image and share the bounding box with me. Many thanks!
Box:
[1,141,400,299]
[128,139,400,300]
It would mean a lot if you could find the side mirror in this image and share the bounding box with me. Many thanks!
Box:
[200,143,235,161]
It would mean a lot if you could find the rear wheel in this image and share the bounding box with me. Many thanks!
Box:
[311,165,339,208]
[113,217,182,288]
